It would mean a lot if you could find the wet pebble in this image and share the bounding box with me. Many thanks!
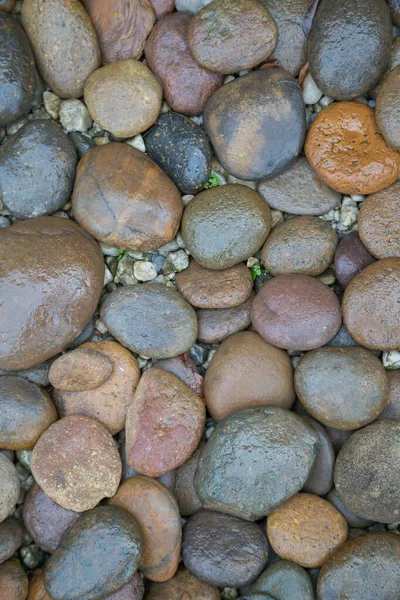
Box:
[197,293,253,344]
[173,442,204,517]
[334,231,376,288]
[358,181,400,259]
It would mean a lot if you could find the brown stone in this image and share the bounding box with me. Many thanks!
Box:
[261,216,337,276]
[52,341,140,435]
[197,293,253,344]
[173,442,203,517]
[0,376,57,450]
[110,476,181,582]
[343,258,400,350]
[0,455,19,524]
[22,0,100,98]
[31,414,122,512]
[257,156,341,216]
[153,356,203,396]
[267,493,348,568]
[146,567,220,600]
[305,102,400,195]
[251,274,341,350]
[0,520,21,565]
[187,0,277,74]
[381,371,400,420]
[27,569,51,600]
[358,182,400,259]
[0,559,28,600]
[72,144,182,252]
[334,231,376,288]
[176,260,253,308]
[149,0,174,17]
[84,60,162,138]
[81,0,155,64]
[376,66,400,151]
[0,217,104,371]
[125,368,205,477]
[0,0,16,12]
[49,348,113,392]
[144,13,223,116]
[23,483,82,553]
[204,331,294,421]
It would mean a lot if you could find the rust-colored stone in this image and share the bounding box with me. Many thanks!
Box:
[49,348,113,392]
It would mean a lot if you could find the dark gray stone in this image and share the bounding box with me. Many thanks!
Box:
[249,560,314,600]
[327,488,374,529]
[68,131,94,159]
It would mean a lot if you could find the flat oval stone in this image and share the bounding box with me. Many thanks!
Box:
[0,559,28,600]
[49,348,112,391]
[0,120,77,219]
[251,274,341,351]
[182,510,268,587]
[204,331,294,421]
[305,102,400,195]
[204,68,306,180]
[125,368,205,477]
[110,476,181,582]
[22,0,100,98]
[0,455,19,524]
[376,66,400,151]
[23,483,82,553]
[84,60,162,138]
[195,407,319,520]
[308,0,391,100]
[100,285,197,358]
[0,217,104,371]
[173,442,203,517]
[0,376,57,449]
[44,506,143,600]
[317,533,400,600]
[334,231,376,288]
[295,347,389,430]
[343,258,400,350]
[0,13,36,127]
[381,371,400,420]
[31,415,122,512]
[145,13,223,116]
[146,567,220,600]
[187,0,277,74]
[303,417,335,497]
[81,0,155,63]
[145,112,212,194]
[358,182,400,259]
[0,520,21,565]
[334,419,400,523]
[326,488,374,529]
[197,294,253,344]
[53,341,140,435]
[176,260,253,308]
[261,216,337,276]
[258,157,341,216]
[259,0,309,76]
[182,185,271,270]
[249,560,314,600]
[72,144,182,252]
[154,356,203,396]
[267,493,347,568]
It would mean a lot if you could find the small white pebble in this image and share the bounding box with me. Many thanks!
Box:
[350,194,365,203]
[302,73,323,105]
[125,134,146,152]
[176,232,185,248]
[182,194,194,205]
[203,348,217,369]
[95,319,108,334]
[103,265,113,287]
[165,272,176,281]
[227,174,257,189]
[59,99,92,133]
[247,257,259,268]
[382,350,400,370]
[158,240,180,257]
[133,261,157,282]
[43,90,62,120]
[190,115,203,126]
[137,357,148,369]
[100,243,119,256]
[166,249,189,272]
[160,101,171,114]
[223,75,235,85]
[320,95,334,108]
[7,117,28,136]
[271,209,284,228]
[238,69,250,77]
[321,209,336,222]
[93,136,109,146]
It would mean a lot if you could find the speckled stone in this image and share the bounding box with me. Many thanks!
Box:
[326,488,374,529]
[249,560,314,600]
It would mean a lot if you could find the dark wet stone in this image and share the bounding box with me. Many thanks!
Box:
[317,532,400,600]
[195,407,318,520]
[249,560,314,600]
[0,13,37,127]
[44,506,143,600]
[0,120,77,218]
[303,417,335,496]
[68,132,94,159]
[334,231,376,288]
[204,68,306,181]
[182,510,268,587]
[0,359,53,387]
[101,284,197,359]
[174,442,204,517]
[324,426,352,456]
[328,325,359,348]
[327,488,374,529]
[67,316,96,350]
[146,112,212,194]
[0,520,21,565]
[308,0,392,100]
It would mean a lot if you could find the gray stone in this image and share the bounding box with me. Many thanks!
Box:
[59,99,93,133]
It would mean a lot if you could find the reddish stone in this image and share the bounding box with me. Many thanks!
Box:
[334,231,376,288]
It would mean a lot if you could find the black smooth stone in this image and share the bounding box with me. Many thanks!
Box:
[145,112,212,194]
[68,131,94,159]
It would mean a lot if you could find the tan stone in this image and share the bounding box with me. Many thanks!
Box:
[49,348,113,391]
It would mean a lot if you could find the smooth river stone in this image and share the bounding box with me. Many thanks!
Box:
[100,284,197,359]
[44,506,143,600]
[0,520,21,565]
[146,567,220,600]
[182,510,268,588]
[334,231,376,288]
[381,371,400,420]
[197,293,253,344]
[0,217,104,371]
[31,415,122,512]
[52,341,140,435]
[303,417,335,497]
[195,407,319,520]
[358,182,400,259]
[173,442,203,517]
[204,331,294,421]
[0,559,28,600]
[251,274,341,351]
[23,483,82,553]
[326,488,374,529]
[0,375,57,450]
[0,455,19,524]
[110,476,181,582]
[125,368,205,477]
[176,260,253,308]
[27,569,51,600]
[154,356,203,396]
[22,0,100,98]
[49,348,113,391]
[376,66,400,151]
[249,560,314,600]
